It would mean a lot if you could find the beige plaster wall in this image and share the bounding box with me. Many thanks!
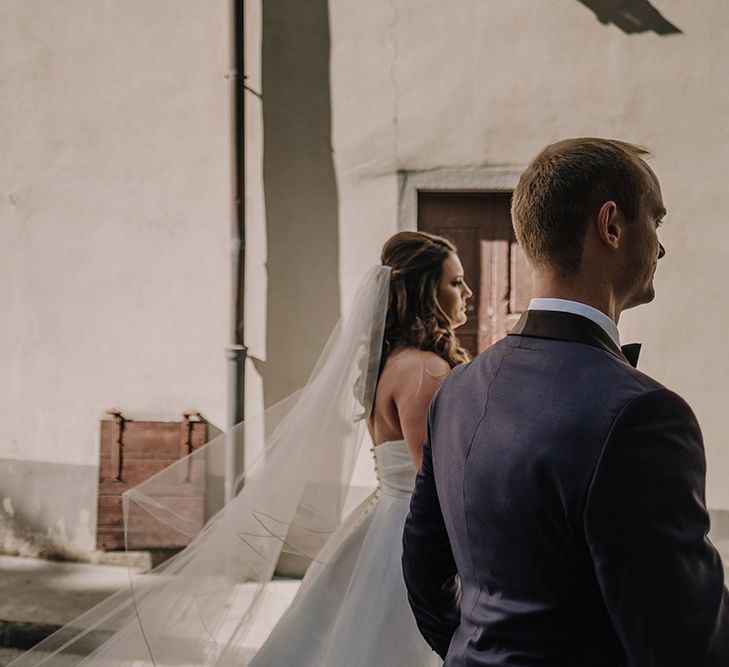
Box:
[0,1,233,550]
[4,0,728,551]
[330,1,729,507]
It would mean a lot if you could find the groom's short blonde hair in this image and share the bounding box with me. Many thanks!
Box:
[511,138,655,276]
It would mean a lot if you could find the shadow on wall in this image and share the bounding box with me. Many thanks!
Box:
[256,0,340,407]
[575,0,682,34]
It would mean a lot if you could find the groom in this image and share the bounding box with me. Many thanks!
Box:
[402,138,729,665]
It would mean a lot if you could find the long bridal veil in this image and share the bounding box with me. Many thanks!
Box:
[11,265,391,666]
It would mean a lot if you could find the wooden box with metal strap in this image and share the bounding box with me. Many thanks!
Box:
[96,410,208,550]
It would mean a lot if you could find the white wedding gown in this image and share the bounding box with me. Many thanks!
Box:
[247,439,441,666]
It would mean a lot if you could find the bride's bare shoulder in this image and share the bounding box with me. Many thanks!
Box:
[383,348,450,384]
[372,348,451,452]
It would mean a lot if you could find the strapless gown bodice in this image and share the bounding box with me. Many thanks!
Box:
[373,439,416,498]
[248,438,440,666]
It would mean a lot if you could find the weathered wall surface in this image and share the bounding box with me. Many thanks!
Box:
[0,1,232,552]
[4,0,728,553]
[329,1,729,507]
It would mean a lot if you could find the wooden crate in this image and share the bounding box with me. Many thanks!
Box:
[97,411,207,550]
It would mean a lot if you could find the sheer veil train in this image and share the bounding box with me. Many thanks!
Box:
[11,265,391,666]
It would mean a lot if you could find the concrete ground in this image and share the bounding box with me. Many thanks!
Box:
[0,554,300,664]
[0,555,135,627]
[0,650,23,667]
[0,555,138,663]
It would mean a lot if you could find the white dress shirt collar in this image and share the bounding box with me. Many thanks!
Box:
[528,298,620,347]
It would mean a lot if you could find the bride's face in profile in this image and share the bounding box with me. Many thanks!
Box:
[437,253,473,328]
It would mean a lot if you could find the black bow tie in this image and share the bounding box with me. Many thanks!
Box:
[621,343,642,368]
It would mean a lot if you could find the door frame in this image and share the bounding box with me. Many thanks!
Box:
[397,167,524,231]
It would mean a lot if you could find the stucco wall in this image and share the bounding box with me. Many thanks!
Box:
[0,1,232,551]
[4,0,728,554]
[330,1,729,507]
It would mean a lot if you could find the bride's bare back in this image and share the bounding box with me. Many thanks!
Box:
[369,347,451,469]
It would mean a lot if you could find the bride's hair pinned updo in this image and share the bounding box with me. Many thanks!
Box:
[380,231,471,371]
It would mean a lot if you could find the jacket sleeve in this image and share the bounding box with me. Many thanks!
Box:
[402,409,459,659]
[584,387,729,666]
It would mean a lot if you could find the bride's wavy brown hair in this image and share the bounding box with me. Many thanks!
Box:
[380,231,471,372]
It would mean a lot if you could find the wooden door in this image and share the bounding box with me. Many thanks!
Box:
[97,413,207,550]
[418,192,532,357]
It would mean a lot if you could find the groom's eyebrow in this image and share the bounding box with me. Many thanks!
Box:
[654,204,667,218]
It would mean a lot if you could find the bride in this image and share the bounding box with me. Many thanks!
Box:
[247,231,472,666]
[10,231,472,667]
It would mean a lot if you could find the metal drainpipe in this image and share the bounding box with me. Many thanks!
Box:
[225,0,247,504]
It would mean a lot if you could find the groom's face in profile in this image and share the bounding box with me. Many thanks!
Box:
[619,164,667,310]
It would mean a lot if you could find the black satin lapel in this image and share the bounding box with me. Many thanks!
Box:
[620,343,641,368]
[508,310,630,365]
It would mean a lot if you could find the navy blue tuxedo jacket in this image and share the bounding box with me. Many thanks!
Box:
[402,310,729,665]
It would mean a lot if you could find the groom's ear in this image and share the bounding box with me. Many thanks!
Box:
[596,201,621,250]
